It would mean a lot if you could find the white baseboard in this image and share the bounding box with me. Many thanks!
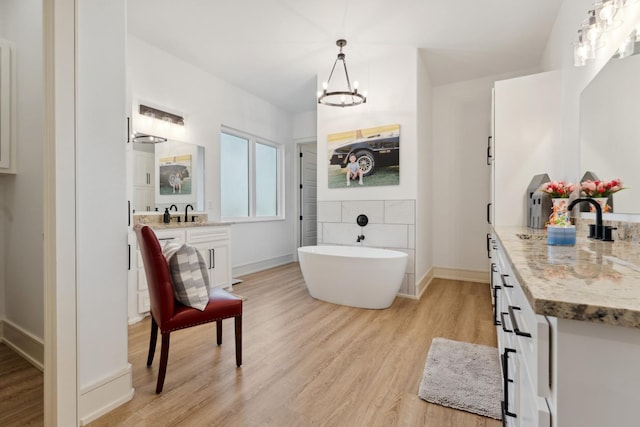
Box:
[397,267,434,300]
[79,364,134,426]
[0,319,44,371]
[233,254,294,277]
[432,267,489,284]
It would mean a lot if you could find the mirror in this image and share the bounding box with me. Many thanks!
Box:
[132,140,205,212]
[580,33,640,214]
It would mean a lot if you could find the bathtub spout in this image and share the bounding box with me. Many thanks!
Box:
[357,234,365,242]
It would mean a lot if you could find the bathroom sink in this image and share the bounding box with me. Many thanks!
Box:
[516,233,546,241]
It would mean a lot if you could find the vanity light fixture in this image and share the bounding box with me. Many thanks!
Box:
[573,0,637,66]
[139,104,184,126]
[317,39,367,107]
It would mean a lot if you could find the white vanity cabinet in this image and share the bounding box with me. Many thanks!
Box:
[492,229,640,427]
[493,237,551,427]
[131,225,232,322]
[186,227,232,290]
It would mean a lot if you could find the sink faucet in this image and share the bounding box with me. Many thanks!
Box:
[169,204,178,211]
[357,234,365,243]
[567,198,602,239]
[185,204,194,222]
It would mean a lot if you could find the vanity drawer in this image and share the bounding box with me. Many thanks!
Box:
[187,226,230,243]
[511,282,550,399]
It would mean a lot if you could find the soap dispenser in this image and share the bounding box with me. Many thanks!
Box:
[163,208,171,224]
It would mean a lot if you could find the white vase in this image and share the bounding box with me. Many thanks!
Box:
[550,198,570,226]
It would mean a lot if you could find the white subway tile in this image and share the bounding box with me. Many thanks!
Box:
[317,201,342,222]
[342,200,384,224]
[408,225,415,249]
[317,222,323,243]
[385,200,415,224]
[361,224,408,248]
[322,222,362,245]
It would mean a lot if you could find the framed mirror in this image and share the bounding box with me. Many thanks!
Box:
[132,140,205,212]
[579,31,640,214]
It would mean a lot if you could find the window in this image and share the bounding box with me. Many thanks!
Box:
[220,128,282,220]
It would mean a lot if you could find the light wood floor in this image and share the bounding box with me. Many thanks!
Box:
[0,343,44,426]
[91,262,499,427]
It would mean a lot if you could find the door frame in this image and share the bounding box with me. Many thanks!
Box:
[294,138,317,259]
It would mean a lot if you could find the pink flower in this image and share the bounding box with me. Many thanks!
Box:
[580,179,625,197]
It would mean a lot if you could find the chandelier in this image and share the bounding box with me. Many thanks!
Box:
[317,39,367,107]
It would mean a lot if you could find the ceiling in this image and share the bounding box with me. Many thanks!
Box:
[127,0,563,114]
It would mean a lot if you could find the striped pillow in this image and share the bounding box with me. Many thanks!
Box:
[162,242,210,311]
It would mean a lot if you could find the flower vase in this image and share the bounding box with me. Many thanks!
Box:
[590,197,611,213]
[550,198,570,226]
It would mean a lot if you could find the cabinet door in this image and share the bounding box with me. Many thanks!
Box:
[133,151,154,187]
[211,240,231,289]
[133,186,155,212]
[189,241,215,289]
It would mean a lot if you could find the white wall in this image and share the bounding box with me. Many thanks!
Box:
[0,0,45,345]
[432,69,540,272]
[128,36,295,275]
[76,0,133,422]
[293,110,316,142]
[416,54,433,289]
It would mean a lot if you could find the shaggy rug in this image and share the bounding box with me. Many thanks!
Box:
[418,337,502,420]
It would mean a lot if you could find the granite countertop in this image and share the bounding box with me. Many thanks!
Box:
[494,226,640,329]
[147,221,230,229]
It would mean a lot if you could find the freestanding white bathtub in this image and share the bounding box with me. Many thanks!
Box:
[297,245,408,309]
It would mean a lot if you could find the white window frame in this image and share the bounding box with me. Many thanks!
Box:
[220,126,284,222]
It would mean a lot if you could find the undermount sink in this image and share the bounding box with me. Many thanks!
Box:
[516,233,546,241]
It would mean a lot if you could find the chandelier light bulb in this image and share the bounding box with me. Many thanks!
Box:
[317,91,323,98]
[322,81,328,90]
[362,90,368,98]
[353,81,359,89]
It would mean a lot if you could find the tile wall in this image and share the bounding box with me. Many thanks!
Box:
[317,199,416,296]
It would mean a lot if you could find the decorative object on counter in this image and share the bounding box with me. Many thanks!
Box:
[163,208,171,224]
[580,178,624,213]
[317,39,367,107]
[550,198,571,226]
[418,337,502,420]
[527,174,551,229]
[547,225,576,246]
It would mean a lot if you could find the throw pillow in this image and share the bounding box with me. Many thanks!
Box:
[162,242,210,311]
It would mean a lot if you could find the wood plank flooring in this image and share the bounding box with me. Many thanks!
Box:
[0,343,44,426]
[91,263,500,427]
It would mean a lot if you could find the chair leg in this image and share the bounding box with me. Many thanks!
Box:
[147,316,158,366]
[156,333,170,394]
[235,315,242,367]
[216,319,222,346]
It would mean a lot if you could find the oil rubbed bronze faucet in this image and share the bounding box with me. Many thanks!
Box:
[568,198,603,239]
[185,204,194,222]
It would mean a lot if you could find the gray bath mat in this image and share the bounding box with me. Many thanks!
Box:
[418,337,502,420]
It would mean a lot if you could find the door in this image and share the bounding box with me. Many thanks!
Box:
[299,143,317,247]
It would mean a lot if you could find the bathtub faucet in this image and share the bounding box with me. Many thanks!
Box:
[357,234,365,243]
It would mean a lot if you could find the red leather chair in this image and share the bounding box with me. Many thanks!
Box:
[134,224,243,393]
